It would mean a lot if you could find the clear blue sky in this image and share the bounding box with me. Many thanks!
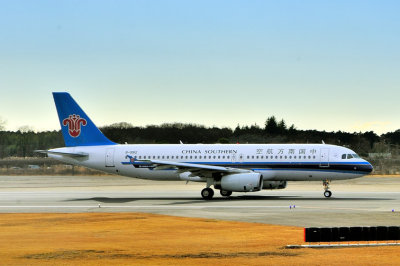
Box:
[0,0,399,134]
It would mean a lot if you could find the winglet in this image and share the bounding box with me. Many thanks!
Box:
[53,92,116,147]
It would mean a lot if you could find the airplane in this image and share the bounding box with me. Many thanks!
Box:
[37,92,373,200]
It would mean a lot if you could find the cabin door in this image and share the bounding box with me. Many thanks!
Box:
[320,148,329,167]
[105,148,115,167]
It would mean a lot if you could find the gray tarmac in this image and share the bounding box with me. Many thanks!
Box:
[0,175,400,227]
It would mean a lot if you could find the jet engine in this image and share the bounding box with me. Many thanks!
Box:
[219,173,263,192]
[262,180,287,190]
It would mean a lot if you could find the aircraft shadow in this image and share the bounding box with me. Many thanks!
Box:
[64,195,391,204]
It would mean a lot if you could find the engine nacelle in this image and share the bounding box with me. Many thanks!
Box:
[262,181,287,190]
[220,173,263,192]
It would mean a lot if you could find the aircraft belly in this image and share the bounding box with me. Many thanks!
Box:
[119,167,179,180]
[267,170,364,181]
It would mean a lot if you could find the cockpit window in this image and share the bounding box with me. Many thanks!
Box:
[342,153,361,159]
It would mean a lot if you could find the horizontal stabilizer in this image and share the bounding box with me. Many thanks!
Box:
[35,150,88,158]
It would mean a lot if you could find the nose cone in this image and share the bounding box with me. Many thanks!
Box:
[364,161,374,174]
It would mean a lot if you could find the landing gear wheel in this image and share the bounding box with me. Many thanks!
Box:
[201,188,214,200]
[322,180,332,198]
[220,190,232,197]
[324,190,332,198]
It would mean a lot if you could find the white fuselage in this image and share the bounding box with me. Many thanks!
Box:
[49,143,373,182]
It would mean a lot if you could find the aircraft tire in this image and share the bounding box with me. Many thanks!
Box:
[324,190,332,198]
[201,188,214,200]
[220,190,232,197]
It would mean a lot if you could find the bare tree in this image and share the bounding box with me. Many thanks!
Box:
[0,117,6,131]
[18,125,34,157]
[18,125,33,133]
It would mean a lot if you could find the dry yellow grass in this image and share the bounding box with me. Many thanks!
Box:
[0,213,399,265]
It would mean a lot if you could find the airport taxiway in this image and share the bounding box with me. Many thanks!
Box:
[0,175,399,227]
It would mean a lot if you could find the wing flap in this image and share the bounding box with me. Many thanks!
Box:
[150,160,230,172]
[142,160,250,175]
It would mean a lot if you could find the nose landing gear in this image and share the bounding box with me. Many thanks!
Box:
[324,190,332,198]
[323,180,332,198]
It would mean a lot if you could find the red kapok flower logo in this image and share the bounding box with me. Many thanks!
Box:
[62,114,87,138]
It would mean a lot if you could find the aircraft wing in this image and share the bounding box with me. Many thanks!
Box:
[136,159,249,176]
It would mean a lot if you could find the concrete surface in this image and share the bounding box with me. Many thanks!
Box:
[0,175,399,227]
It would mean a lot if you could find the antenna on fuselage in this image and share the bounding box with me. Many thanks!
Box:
[322,140,325,144]
[180,140,184,144]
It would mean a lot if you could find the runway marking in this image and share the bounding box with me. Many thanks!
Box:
[0,205,382,211]
[300,206,374,212]
[0,205,384,212]
[0,205,296,209]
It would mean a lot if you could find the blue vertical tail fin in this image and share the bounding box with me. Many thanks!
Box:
[53,92,116,147]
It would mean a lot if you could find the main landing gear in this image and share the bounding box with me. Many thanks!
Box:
[201,188,214,200]
[200,186,233,200]
[323,180,332,198]
[220,190,232,197]
[201,188,233,199]
[201,178,215,200]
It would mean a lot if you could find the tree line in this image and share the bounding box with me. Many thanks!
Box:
[1,116,399,158]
